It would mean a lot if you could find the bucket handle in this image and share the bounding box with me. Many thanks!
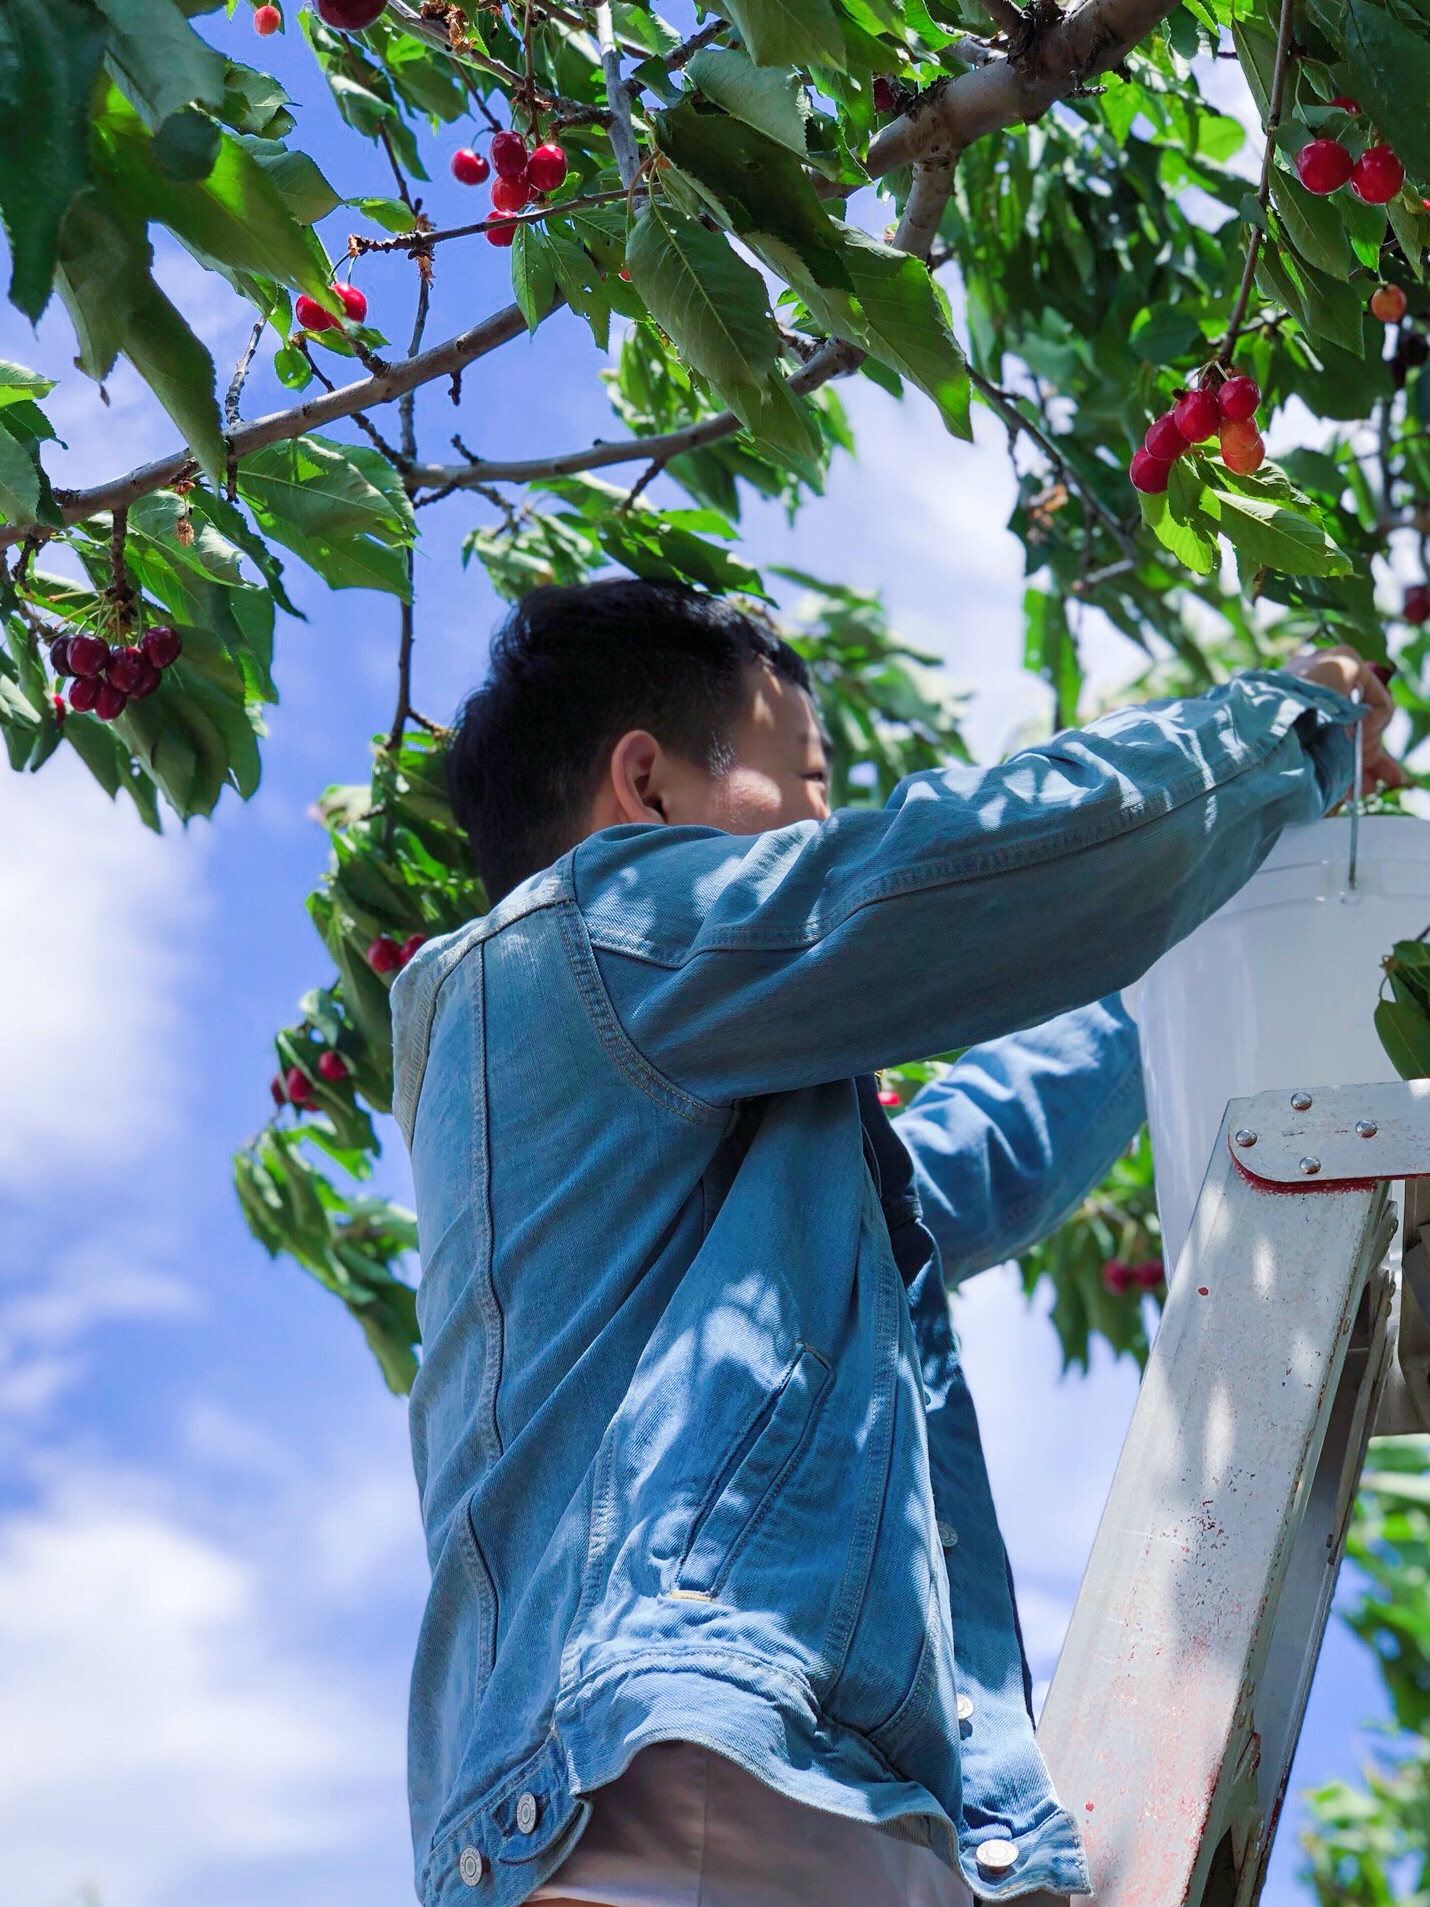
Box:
[1348,686,1363,894]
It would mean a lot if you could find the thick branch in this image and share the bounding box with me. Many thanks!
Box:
[866,0,1183,175]
[0,304,528,550]
[1217,0,1294,365]
[406,336,863,493]
[977,0,1026,33]
[597,0,642,189]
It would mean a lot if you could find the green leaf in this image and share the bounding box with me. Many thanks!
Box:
[653,101,852,291]
[1140,466,1217,575]
[239,435,415,598]
[0,362,55,408]
[1267,167,1355,277]
[1207,485,1352,576]
[122,277,226,482]
[838,229,970,439]
[625,200,780,397]
[90,0,227,122]
[511,223,559,331]
[93,89,333,298]
[0,0,106,319]
[0,415,58,527]
[720,0,844,69]
[685,48,809,153]
[352,194,416,235]
[152,107,222,182]
[240,138,341,225]
[1344,0,1430,186]
[1375,998,1430,1080]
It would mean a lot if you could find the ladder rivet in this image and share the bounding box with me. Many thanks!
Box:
[1234,1128,1258,1147]
[1356,1119,1378,1138]
[1291,1091,1313,1111]
[1299,1156,1321,1176]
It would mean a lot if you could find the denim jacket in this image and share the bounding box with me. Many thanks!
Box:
[392,673,1355,1907]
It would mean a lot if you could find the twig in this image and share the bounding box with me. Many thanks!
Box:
[351,188,627,254]
[377,125,416,211]
[968,364,1139,559]
[387,551,417,753]
[1217,0,1294,365]
[644,15,727,81]
[401,275,432,468]
[107,506,137,634]
[299,343,405,464]
[0,303,532,549]
[225,320,265,430]
[618,455,668,512]
[597,0,642,191]
[407,335,863,493]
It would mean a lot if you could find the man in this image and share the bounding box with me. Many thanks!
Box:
[392,580,1395,1907]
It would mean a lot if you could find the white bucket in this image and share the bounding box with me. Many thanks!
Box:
[1124,816,1430,1272]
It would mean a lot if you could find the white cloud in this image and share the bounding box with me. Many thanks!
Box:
[0,749,207,1188]
[0,1472,412,1907]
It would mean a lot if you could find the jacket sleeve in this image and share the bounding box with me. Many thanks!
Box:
[894,997,1145,1288]
[573,671,1357,1107]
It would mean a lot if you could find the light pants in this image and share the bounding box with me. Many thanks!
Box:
[532,1740,975,1907]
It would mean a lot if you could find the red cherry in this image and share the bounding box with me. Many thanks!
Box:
[52,693,66,722]
[491,174,531,215]
[1172,388,1221,443]
[317,1051,350,1083]
[1217,374,1260,421]
[1144,412,1190,462]
[490,131,529,179]
[1353,146,1405,205]
[254,3,281,31]
[294,292,337,332]
[1372,283,1409,324]
[876,1087,900,1108]
[451,148,490,186]
[1102,1260,1134,1295]
[367,934,403,974]
[486,220,517,247]
[1329,95,1360,112]
[94,681,128,722]
[1130,1260,1165,1290]
[872,75,896,114]
[399,932,428,966]
[526,143,568,194]
[69,676,100,713]
[1129,449,1171,494]
[49,636,73,676]
[1295,137,1353,195]
[105,646,149,694]
[1219,418,1265,475]
[128,658,162,699]
[285,1065,315,1107]
[270,1074,287,1107]
[67,633,110,677]
[314,0,387,27]
[336,282,368,322]
[141,624,183,668]
[1405,584,1430,626]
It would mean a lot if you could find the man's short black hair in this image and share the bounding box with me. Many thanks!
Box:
[448,579,813,902]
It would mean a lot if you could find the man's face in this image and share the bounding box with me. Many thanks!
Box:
[585,661,831,841]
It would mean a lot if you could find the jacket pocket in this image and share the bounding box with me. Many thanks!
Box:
[675,1345,830,1598]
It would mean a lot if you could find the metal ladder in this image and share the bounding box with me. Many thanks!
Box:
[1026,1078,1430,1907]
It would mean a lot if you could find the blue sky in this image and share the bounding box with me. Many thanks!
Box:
[0,11,1392,1906]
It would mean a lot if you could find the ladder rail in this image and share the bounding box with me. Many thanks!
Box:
[1024,1081,1427,1907]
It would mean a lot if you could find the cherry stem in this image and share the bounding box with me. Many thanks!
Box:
[350,187,628,256]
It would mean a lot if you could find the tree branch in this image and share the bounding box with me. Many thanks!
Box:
[1,304,530,550]
[1216,0,1294,365]
[976,0,1026,34]
[866,0,1184,176]
[597,0,642,190]
[406,335,862,493]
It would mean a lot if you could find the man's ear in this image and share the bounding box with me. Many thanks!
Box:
[606,729,669,825]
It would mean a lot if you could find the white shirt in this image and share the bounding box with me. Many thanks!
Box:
[532,1741,974,1907]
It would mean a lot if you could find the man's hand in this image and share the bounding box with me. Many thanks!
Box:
[1284,644,1407,792]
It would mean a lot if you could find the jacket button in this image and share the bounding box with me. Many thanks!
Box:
[515,1792,539,1836]
[458,1847,485,1886]
[976,1838,1019,1874]
[956,1693,974,1722]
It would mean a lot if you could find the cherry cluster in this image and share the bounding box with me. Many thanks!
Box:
[1102,1258,1164,1295]
[1295,101,1406,203]
[271,1049,351,1109]
[51,624,181,722]
[367,931,428,974]
[451,135,569,246]
[295,283,369,332]
[312,0,388,29]
[1128,373,1264,494]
